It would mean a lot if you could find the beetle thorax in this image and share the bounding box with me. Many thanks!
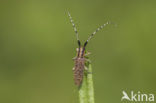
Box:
[77,47,85,58]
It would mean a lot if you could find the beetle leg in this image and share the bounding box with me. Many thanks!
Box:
[85,59,91,63]
[72,57,76,60]
[72,67,75,71]
[85,51,91,56]
[84,66,92,74]
[84,66,88,70]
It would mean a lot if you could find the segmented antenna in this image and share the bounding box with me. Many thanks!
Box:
[68,12,81,47]
[86,21,110,43]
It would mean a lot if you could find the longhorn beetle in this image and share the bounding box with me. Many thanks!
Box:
[68,12,110,86]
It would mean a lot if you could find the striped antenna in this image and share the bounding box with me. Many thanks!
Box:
[86,21,110,43]
[68,12,80,45]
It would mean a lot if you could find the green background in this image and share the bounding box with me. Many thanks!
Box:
[0,0,156,103]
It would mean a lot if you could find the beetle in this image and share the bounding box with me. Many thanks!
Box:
[68,12,109,86]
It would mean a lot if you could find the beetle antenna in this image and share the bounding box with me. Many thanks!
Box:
[84,21,110,47]
[68,11,81,47]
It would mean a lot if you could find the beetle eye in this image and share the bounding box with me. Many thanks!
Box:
[76,48,79,51]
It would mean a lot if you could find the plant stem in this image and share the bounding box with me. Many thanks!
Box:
[87,64,94,103]
[78,72,88,103]
[78,61,95,103]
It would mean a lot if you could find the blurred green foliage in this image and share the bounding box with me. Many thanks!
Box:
[0,0,156,103]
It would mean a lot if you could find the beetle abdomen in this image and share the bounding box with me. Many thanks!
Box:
[74,58,85,86]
